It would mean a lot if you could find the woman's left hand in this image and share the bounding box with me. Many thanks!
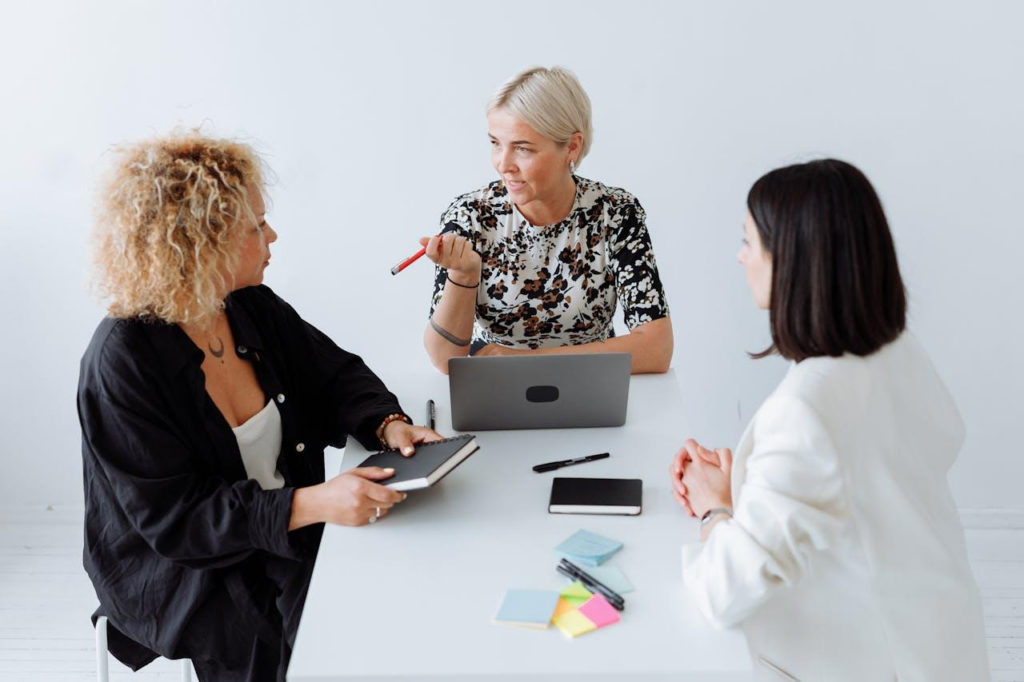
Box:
[677,439,733,517]
[382,421,444,456]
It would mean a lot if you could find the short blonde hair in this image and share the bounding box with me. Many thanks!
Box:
[93,130,267,327]
[487,66,593,165]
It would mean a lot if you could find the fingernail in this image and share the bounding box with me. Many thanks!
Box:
[402,447,413,455]
[402,493,408,501]
[384,468,395,473]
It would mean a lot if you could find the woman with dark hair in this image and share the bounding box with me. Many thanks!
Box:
[670,159,990,680]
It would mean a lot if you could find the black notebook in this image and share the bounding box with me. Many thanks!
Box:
[356,434,479,492]
[548,477,643,515]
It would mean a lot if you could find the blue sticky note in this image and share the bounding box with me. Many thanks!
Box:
[585,565,635,594]
[555,529,623,567]
[493,589,561,629]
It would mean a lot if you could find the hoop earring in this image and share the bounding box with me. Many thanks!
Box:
[569,160,576,175]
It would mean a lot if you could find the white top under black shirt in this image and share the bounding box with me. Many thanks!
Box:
[429,176,670,350]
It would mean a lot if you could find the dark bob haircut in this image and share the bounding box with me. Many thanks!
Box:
[748,159,907,362]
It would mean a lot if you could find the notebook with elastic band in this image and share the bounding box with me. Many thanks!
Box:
[548,477,643,515]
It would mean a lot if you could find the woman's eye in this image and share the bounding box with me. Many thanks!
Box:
[516,146,531,154]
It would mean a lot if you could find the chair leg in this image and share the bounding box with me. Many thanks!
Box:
[181,658,192,682]
[95,615,109,682]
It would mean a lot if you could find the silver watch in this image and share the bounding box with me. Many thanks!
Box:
[700,507,733,527]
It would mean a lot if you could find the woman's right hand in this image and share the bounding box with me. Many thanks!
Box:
[419,235,481,283]
[308,468,407,527]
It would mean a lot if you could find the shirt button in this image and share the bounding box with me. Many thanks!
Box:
[237,345,248,354]
[295,442,305,453]
[276,393,286,404]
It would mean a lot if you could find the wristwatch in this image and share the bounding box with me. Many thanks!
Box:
[700,507,733,527]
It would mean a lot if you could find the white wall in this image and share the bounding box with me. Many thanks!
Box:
[1,0,1021,511]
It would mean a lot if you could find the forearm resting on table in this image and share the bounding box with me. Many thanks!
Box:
[523,317,673,374]
[424,277,478,374]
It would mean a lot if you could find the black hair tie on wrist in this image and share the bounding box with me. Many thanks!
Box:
[446,275,480,289]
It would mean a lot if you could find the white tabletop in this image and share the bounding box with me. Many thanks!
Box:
[289,370,751,681]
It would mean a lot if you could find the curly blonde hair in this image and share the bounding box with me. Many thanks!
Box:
[93,131,268,327]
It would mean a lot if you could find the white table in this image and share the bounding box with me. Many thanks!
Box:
[289,371,751,681]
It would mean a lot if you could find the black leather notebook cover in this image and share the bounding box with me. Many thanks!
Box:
[356,434,478,491]
[548,477,643,515]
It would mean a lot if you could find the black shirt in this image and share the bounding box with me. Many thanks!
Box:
[78,285,408,667]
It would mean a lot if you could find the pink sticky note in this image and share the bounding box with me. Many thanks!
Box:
[578,592,621,628]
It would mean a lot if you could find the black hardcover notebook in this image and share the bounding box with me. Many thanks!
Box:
[356,434,479,492]
[548,477,643,515]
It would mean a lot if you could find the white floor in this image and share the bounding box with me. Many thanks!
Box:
[1,510,1022,682]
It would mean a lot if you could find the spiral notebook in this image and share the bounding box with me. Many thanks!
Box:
[356,434,479,492]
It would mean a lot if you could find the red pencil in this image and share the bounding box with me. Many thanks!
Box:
[390,236,440,275]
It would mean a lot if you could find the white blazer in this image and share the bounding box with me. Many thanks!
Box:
[682,332,990,681]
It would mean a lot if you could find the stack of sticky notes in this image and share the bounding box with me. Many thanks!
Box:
[555,529,623,567]
[550,581,622,638]
[493,589,561,629]
[493,529,634,639]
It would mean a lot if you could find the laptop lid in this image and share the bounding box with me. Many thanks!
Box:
[448,353,631,431]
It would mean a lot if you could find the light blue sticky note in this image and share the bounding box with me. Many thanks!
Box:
[493,589,561,629]
[585,565,635,594]
[555,529,623,567]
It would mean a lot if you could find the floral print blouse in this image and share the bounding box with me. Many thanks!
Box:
[429,176,670,350]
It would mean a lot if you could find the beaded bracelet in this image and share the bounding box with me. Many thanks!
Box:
[446,275,480,289]
[376,413,411,449]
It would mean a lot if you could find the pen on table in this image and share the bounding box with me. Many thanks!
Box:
[426,399,435,430]
[390,235,441,275]
[556,565,625,611]
[559,559,626,609]
[532,452,610,473]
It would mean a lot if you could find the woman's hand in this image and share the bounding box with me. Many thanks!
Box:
[292,468,406,529]
[382,420,444,456]
[419,235,481,284]
[670,438,732,517]
[474,343,526,357]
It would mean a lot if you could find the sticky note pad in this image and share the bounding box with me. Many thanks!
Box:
[560,581,593,607]
[555,529,623,567]
[554,609,597,638]
[551,597,576,621]
[585,565,635,594]
[578,592,621,628]
[494,589,560,629]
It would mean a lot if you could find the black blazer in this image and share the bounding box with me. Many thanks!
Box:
[78,285,408,667]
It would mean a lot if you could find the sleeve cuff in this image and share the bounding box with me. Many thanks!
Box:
[249,487,304,560]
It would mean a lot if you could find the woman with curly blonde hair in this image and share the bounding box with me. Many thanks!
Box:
[79,131,440,681]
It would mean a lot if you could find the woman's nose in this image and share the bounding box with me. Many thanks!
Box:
[266,224,278,244]
[497,150,516,174]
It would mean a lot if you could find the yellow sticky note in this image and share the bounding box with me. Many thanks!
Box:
[560,581,593,607]
[554,609,597,638]
[551,597,576,622]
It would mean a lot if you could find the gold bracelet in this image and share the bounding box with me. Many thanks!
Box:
[376,413,411,449]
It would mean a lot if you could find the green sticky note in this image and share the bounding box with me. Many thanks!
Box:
[560,580,593,607]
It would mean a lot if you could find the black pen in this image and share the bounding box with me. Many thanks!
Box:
[560,559,626,607]
[426,399,435,430]
[532,452,609,473]
[556,565,625,611]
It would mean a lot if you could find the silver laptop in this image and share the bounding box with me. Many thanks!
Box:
[448,353,631,431]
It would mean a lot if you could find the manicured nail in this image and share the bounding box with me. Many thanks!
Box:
[384,468,395,474]
[402,494,408,501]
[402,447,413,455]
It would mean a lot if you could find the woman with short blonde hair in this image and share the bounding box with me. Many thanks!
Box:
[81,131,440,681]
[422,66,673,374]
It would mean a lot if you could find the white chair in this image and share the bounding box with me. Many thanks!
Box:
[95,615,192,681]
